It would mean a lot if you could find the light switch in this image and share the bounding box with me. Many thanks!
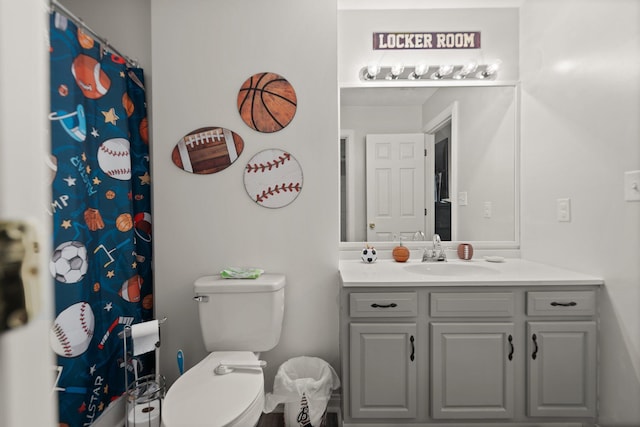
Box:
[483,201,492,218]
[624,170,640,202]
[557,198,571,222]
[458,191,468,206]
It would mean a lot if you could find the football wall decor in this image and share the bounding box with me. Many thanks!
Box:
[171,126,245,174]
[237,72,297,133]
[244,149,303,208]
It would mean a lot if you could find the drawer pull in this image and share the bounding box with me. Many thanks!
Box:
[531,333,538,360]
[508,334,514,361]
[410,335,415,361]
[550,301,577,307]
[371,303,398,308]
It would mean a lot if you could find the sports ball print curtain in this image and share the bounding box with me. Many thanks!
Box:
[49,12,153,426]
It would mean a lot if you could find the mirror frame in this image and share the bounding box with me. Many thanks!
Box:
[339,80,521,252]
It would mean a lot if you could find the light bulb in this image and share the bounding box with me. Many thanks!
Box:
[408,63,429,80]
[453,61,478,80]
[431,65,453,79]
[364,64,381,80]
[478,60,501,79]
[386,64,405,80]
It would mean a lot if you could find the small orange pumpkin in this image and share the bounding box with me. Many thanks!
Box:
[392,243,410,263]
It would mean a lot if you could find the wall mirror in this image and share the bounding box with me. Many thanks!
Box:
[340,84,519,249]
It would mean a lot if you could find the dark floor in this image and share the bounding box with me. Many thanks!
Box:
[257,412,339,427]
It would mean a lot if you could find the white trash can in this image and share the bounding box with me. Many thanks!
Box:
[264,357,340,427]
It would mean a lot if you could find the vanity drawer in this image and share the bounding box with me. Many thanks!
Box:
[527,291,596,316]
[430,292,514,317]
[350,292,417,317]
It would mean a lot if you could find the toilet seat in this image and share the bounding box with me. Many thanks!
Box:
[162,351,264,427]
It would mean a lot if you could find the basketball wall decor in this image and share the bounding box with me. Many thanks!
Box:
[244,149,303,208]
[171,126,245,174]
[237,72,297,133]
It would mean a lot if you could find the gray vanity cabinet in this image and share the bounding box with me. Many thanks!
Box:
[527,321,597,417]
[526,290,597,418]
[347,292,418,419]
[340,285,600,427]
[349,322,417,418]
[431,322,515,419]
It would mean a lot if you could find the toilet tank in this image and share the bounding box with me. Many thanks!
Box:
[194,273,285,352]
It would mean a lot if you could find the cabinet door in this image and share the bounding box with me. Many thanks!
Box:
[527,321,597,417]
[350,323,417,418]
[431,322,515,419]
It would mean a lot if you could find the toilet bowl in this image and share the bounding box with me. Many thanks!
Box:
[162,351,264,427]
[161,273,285,427]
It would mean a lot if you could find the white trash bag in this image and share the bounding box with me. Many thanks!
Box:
[264,356,341,427]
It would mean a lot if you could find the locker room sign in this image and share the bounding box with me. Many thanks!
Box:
[373,32,481,50]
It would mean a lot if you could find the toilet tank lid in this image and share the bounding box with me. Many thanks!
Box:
[194,273,285,293]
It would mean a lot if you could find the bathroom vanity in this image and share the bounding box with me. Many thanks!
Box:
[339,258,603,427]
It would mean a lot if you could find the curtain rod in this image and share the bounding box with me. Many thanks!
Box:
[49,0,139,68]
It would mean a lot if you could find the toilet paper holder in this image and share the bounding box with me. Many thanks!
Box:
[118,316,166,342]
[121,317,167,427]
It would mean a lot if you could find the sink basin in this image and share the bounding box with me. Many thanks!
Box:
[404,262,499,277]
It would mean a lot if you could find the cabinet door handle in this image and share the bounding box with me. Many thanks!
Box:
[531,333,538,360]
[550,301,577,307]
[409,335,415,361]
[508,334,514,361]
[371,303,397,308]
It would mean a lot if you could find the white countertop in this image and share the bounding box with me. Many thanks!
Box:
[339,258,604,287]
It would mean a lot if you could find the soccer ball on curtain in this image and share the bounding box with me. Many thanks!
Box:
[49,240,89,283]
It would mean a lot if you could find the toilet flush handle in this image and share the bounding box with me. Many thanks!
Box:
[214,360,267,375]
[193,295,209,303]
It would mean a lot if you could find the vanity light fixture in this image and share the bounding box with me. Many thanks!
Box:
[359,61,502,82]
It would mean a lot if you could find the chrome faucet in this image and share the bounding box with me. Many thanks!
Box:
[413,231,430,262]
[423,233,447,262]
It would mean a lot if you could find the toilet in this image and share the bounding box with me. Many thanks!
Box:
[162,273,285,427]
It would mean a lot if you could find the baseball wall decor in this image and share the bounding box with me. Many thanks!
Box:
[244,149,303,208]
[171,126,244,174]
[237,72,297,133]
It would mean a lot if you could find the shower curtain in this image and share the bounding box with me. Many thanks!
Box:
[49,12,153,426]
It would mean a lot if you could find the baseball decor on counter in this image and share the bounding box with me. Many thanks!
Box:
[171,127,244,174]
[244,149,303,208]
[237,72,297,133]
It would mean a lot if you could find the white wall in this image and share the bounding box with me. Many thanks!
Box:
[150,0,339,389]
[519,0,640,425]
